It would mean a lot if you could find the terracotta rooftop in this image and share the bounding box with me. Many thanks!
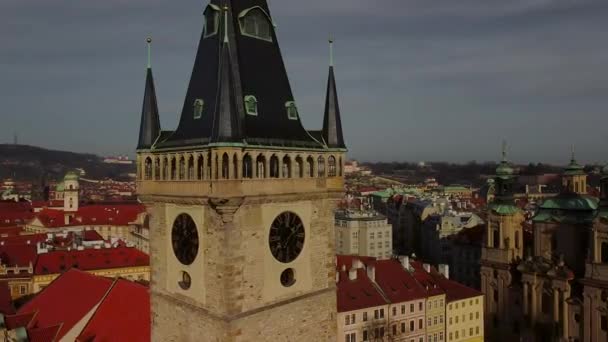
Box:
[17,269,114,340]
[373,259,428,303]
[34,246,149,275]
[337,268,388,312]
[34,204,145,228]
[76,279,150,342]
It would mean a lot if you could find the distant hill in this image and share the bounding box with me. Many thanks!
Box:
[0,144,135,182]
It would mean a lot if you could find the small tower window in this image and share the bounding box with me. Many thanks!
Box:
[244,95,258,115]
[239,7,273,42]
[193,99,204,119]
[285,101,298,120]
[204,5,220,38]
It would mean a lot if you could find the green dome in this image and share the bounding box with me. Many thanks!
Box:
[496,161,514,176]
[56,182,64,192]
[64,171,80,181]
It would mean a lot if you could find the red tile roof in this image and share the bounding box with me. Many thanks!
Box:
[4,311,37,330]
[0,281,15,315]
[373,259,427,303]
[34,247,149,275]
[0,245,37,268]
[18,269,114,340]
[34,204,145,228]
[27,325,62,342]
[409,261,445,297]
[337,268,388,312]
[433,275,482,302]
[76,280,150,342]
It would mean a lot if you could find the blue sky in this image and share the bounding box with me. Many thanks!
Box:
[1,0,607,164]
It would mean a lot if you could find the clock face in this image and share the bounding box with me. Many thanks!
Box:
[269,212,305,263]
[171,214,199,265]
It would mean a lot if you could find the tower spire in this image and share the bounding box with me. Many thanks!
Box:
[571,144,576,163]
[322,38,346,149]
[147,37,152,69]
[137,37,161,150]
[502,140,508,162]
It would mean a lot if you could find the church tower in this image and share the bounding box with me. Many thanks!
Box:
[480,143,524,337]
[562,147,587,195]
[136,2,346,341]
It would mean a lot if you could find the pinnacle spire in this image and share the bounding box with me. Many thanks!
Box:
[502,140,508,162]
[322,39,346,149]
[137,38,161,150]
[147,37,152,69]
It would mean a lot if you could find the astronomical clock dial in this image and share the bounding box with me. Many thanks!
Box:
[269,212,305,263]
[171,214,199,265]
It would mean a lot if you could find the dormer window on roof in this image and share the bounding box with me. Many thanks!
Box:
[193,99,204,119]
[239,7,273,42]
[286,101,298,120]
[244,95,258,116]
[204,5,220,38]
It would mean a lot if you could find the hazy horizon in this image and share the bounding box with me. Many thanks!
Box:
[1,0,607,164]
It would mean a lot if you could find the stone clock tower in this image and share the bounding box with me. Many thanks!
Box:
[136,1,346,341]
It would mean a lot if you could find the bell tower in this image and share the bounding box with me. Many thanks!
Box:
[136,1,346,341]
[480,142,524,337]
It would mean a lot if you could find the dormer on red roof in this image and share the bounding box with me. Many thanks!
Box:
[27,324,62,342]
[4,311,37,330]
[76,279,150,342]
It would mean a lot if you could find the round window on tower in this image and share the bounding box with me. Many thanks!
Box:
[179,271,192,290]
[280,268,296,287]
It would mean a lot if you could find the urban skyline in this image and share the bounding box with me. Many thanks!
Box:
[2,0,608,163]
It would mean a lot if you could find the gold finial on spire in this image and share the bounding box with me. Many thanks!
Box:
[146,37,152,69]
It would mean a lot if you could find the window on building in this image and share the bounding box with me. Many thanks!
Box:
[439,332,443,341]
[428,318,432,326]
[345,315,350,325]
[449,317,452,325]
[363,312,368,322]
[193,99,204,119]
[286,101,298,120]
[602,315,608,331]
[476,312,480,319]
[351,313,356,324]
[370,232,375,239]
[434,317,437,325]
[374,310,379,319]
[380,309,384,318]
[449,332,453,341]
[601,242,608,264]
[455,331,459,339]
[410,320,414,331]
[239,7,272,41]
[204,5,219,37]
[19,285,26,295]
[476,326,480,334]
[392,325,397,336]
[244,95,258,115]
[419,318,423,329]
[419,302,423,311]
[470,313,473,320]
[440,315,443,324]
[401,322,405,333]
[401,305,405,314]
[410,303,414,312]
[363,330,368,341]
[456,316,459,323]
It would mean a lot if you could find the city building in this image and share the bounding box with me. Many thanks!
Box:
[0,268,149,342]
[135,0,347,340]
[420,211,483,265]
[335,210,393,259]
[0,230,149,299]
[336,255,484,342]
[479,148,525,339]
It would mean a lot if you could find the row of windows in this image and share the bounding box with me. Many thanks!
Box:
[447,298,479,310]
[141,153,342,181]
[448,326,480,340]
[427,315,444,327]
[204,6,274,42]
[192,97,298,120]
[428,299,445,309]
[448,312,480,325]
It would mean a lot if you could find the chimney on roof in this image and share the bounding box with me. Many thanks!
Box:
[336,271,340,283]
[341,264,346,272]
[438,264,450,279]
[366,264,376,282]
[399,255,410,271]
[348,267,358,281]
[352,258,363,269]
[423,263,431,273]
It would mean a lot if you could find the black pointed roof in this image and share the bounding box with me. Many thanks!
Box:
[157,0,322,149]
[137,68,161,150]
[322,65,346,149]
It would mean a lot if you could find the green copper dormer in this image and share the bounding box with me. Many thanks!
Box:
[137,38,161,150]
